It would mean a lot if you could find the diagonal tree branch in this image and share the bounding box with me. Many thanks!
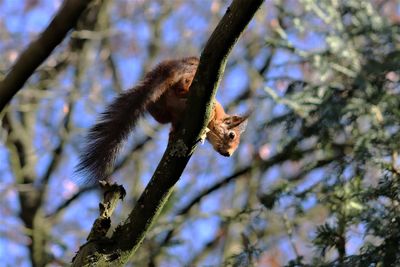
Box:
[71,0,265,265]
[156,144,320,250]
[112,0,264,260]
[0,0,96,113]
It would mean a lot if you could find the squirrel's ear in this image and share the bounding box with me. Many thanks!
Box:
[230,112,250,133]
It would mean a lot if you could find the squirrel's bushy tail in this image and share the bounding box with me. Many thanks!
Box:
[76,59,191,182]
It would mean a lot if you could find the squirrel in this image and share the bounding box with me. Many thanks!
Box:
[76,57,249,182]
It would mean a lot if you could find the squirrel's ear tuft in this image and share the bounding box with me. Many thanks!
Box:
[230,112,250,133]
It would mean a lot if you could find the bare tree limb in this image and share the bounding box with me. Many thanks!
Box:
[0,2,111,266]
[72,0,265,265]
[0,0,96,112]
[72,181,126,265]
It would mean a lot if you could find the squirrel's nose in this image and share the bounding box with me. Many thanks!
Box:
[220,151,231,157]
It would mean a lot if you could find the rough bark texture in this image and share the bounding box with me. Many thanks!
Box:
[72,0,265,265]
[0,0,96,113]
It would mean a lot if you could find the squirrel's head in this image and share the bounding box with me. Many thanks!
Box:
[207,113,249,157]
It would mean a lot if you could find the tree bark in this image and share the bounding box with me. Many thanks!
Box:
[72,0,265,265]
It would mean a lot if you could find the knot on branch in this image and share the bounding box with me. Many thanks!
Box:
[87,180,126,241]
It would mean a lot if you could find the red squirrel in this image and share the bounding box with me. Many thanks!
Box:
[77,57,248,181]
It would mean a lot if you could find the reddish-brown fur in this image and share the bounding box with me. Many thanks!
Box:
[77,57,248,182]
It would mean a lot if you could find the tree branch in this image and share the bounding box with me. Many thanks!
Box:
[0,0,96,112]
[71,0,264,265]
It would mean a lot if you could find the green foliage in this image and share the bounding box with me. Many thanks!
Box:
[313,223,343,257]
[223,234,262,267]
[264,0,400,266]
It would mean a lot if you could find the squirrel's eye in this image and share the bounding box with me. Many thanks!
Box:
[228,131,236,140]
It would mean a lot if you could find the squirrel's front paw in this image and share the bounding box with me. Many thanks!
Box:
[199,128,210,144]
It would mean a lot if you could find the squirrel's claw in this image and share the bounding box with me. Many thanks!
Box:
[199,127,210,144]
